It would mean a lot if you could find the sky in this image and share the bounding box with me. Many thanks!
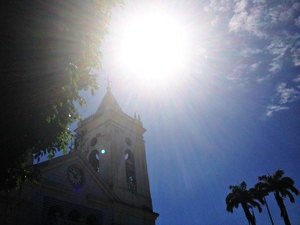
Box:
[77,1,300,225]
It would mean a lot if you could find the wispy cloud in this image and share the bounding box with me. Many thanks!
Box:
[277,83,300,105]
[295,16,300,27]
[250,62,261,71]
[229,1,267,38]
[227,61,261,82]
[291,37,300,66]
[267,38,288,73]
[228,1,300,38]
[206,0,300,116]
[204,0,233,12]
[267,34,300,72]
[293,74,300,83]
[240,48,263,57]
[266,82,300,117]
[265,105,289,117]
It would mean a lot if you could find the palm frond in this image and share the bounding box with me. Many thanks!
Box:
[281,190,295,203]
[258,175,268,181]
[281,177,294,185]
[284,183,299,195]
[250,200,262,212]
[274,170,284,180]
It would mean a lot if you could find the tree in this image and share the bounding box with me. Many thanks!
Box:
[256,170,299,225]
[254,182,275,225]
[0,0,120,190]
[226,181,263,225]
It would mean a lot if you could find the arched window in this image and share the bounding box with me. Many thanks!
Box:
[86,214,99,225]
[68,209,81,222]
[89,150,100,172]
[125,137,132,146]
[124,150,136,192]
[47,206,63,225]
[90,137,98,147]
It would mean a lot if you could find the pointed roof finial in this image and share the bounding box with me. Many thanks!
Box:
[96,75,121,114]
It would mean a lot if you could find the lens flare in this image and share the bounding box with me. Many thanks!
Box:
[111,6,193,90]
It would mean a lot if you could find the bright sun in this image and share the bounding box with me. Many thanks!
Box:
[112,6,192,89]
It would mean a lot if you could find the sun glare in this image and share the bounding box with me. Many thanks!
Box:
[112,6,192,89]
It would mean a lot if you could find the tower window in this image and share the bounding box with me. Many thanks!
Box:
[124,150,136,193]
[89,150,100,172]
[86,214,100,225]
[68,210,81,222]
[125,137,132,146]
[48,206,64,222]
[90,137,98,147]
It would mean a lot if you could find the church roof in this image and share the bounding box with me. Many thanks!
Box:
[96,87,122,113]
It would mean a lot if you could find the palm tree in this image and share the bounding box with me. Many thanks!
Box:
[256,170,299,225]
[254,183,275,225]
[226,181,263,225]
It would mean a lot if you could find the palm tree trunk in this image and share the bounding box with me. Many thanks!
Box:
[242,203,256,225]
[274,192,291,225]
[251,207,256,225]
[264,196,275,225]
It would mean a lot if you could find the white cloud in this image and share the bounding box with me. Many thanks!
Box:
[250,62,261,71]
[267,39,289,56]
[267,38,289,73]
[292,49,300,66]
[265,34,300,72]
[292,2,300,11]
[240,48,263,57]
[205,0,233,12]
[256,73,272,83]
[267,33,300,68]
[269,4,296,24]
[252,0,267,3]
[295,16,300,27]
[227,61,261,82]
[206,0,300,116]
[291,37,300,66]
[293,74,300,83]
[234,0,248,13]
[265,82,300,117]
[268,60,282,73]
[229,3,267,38]
[228,1,300,38]
[265,105,289,117]
[277,83,300,104]
[210,16,219,26]
[227,64,249,82]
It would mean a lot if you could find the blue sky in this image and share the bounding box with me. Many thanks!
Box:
[78,1,300,225]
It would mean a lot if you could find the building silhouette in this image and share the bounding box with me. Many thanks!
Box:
[0,87,158,225]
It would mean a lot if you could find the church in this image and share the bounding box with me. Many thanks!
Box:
[0,87,159,225]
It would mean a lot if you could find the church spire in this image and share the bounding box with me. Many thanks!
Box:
[96,78,121,113]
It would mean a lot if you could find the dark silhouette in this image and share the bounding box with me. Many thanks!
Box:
[253,183,275,225]
[0,0,118,190]
[262,196,275,225]
[255,170,299,225]
[226,181,263,225]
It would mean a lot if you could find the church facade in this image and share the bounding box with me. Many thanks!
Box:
[0,88,158,225]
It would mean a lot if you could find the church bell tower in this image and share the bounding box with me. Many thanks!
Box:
[0,86,158,225]
[75,86,158,224]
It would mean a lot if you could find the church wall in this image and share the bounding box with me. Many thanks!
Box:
[42,161,108,202]
[9,173,115,225]
[0,89,158,225]
[107,123,153,211]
